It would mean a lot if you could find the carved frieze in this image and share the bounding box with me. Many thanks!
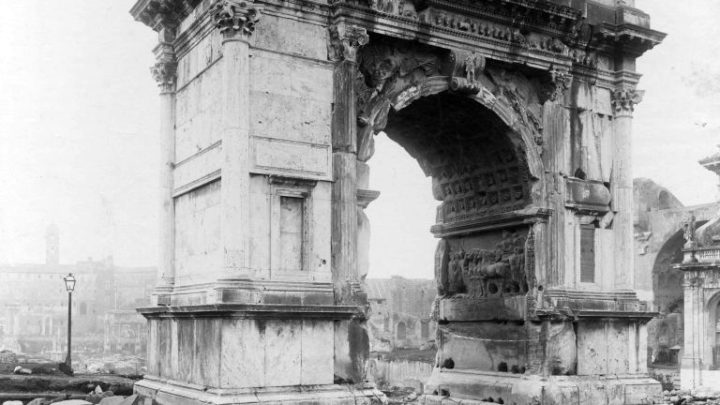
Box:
[611,88,644,114]
[213,0,261,38]
[330,0,580,32]
[436,231,529,298]
[330,0,581,61]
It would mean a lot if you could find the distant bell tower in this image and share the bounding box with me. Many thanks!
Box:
[46,224,59,265]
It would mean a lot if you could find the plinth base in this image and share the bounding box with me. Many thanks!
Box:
[135,377,385,405]
[422,369,662,405]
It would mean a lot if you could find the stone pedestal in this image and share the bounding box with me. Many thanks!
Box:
[134,305,381,404]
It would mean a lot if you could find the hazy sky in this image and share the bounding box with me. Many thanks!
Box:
[0,2,718,280]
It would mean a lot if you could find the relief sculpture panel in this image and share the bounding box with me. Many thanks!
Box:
[436,230,529,299]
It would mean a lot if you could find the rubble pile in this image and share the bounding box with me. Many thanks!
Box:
[661,387,720,405]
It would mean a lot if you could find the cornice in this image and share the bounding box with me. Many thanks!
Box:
[132,0,331,31]
[593,23,666,57]
[131,0,202,31]
[138,303,361,320]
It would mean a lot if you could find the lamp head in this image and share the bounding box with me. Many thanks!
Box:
[63,273,76,292]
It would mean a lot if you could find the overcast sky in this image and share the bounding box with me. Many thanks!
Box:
[0,1,718,280]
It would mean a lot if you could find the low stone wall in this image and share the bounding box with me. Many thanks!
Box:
[369,358,434,392]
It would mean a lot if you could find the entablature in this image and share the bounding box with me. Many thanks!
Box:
[131,0,664,90]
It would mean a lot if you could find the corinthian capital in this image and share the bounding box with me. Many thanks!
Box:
[328,23,369,63]
[151,61,178,93]
[611,88,644,115]
[548,68,572,102]
[213,0,262,39]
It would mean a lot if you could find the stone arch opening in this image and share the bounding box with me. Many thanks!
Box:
[649,224,705,367]
[367,88,539,301]
[652,228,690,314]
[707,291,720,369]
[421,320,429,340]
[396,321,407,341]
[356,36,549,374]
[658,190,674,210]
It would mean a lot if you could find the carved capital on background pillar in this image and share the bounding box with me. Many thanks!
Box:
[213,0,262,40]
[327,23,369,63]
[151,61,178,93]
[151,26,177,93]
[548,67,572,102]
[611,88,644,115]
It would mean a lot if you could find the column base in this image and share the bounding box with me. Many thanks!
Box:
[135,377,385,405]
[422,369,661,405]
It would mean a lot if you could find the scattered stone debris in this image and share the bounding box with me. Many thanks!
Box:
[381,386,419,404]
[78,355,145,377]
[660,387,720,405]
[12,366,32,375]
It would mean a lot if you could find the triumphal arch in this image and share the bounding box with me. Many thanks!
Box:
[130,0,665,403]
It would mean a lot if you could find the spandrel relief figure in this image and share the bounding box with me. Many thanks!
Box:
[435,239,450,296]
[448,251,466,294]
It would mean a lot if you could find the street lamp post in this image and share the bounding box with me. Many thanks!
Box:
[63,273,76,369]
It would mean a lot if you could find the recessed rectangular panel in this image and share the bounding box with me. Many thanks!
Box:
[253,137,331,180]
[279,196,304,272]
[580,225,596,283]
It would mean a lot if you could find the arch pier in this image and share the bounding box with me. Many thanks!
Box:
[130,0,665,404]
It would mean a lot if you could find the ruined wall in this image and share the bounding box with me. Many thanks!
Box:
[367,277,436,352]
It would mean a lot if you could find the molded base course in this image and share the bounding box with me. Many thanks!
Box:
[134,378,385,405]
[422,369,662,405]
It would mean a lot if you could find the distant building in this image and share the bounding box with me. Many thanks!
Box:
[366,277,436,352]
[633,177,720,389]
[0,225,156,359]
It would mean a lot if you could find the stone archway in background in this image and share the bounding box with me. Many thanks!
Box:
[396,321,407,341]
[648,227,685,370]
[652,228,690,314]
[648,223,706,370]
